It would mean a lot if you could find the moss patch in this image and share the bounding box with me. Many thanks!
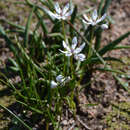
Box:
[105,102,130,130]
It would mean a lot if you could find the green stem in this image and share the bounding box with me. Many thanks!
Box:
[62,20,66,40]
[87,27,94,59]
[46,122,49,130]
[62,20,67,74]
[70,56,74,80]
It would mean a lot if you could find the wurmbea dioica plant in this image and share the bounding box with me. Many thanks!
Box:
[48,2,73,20]
[51,75,71,88]
[60,37,86,61]
[83,9,107,28]
[0,0,130,129]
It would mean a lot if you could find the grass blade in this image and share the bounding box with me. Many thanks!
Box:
[95,28,103,51]
[24,6,35,47]
[16,100,43,114]
[101,0,112,15]
[113,45,130,50]
[0,19,25,30]
[0,104,32,130]
[0,25,17,54]
[113,74,129,91]
[96,67,127,75]
[99,31,130,55]
[98,0,105,15]
[35,10,48,35]
[91,57,124,64]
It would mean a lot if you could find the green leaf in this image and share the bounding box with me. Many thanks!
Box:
[113,45,130,50]
[24,6,36,47]
[95,28,103,51]
[99,31,130,55]
[91,57,124,64]
[16,100,43,114]
[25,0,54,21]
[47,33,64,39]
[96,67,126,75]
[35,10,48,35]
[0,25,17,54]
[0,104,32,130]
[101,0,112,15]
[0,19,25,30]
[70,5,77,36]
[85,103,98,107]
[98,0,105,16]
[113,74,129,91]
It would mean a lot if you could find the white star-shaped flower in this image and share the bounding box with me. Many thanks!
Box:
[59,37,86,62]
[83,9,107,26]
[48,2,73,20]
[51,75,70,88]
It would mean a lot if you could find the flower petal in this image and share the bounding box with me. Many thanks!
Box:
[64,9,73,17]
[56,75,64,83]
[61,16,67,20]
[47,11,57,19]
[54,2,61,14]
[54,14,62,20]
[74,53,86,61]
[101,24,108,29]
[51,81,57,88]
[92,9,98,21]
[59,49,72,56]
[74,42,86,54]
[72,37,78,50]
[83,14,93,23]
[63,3,70,15]
[65,76,71,83]
[96,13,107,24]
[62,41,71,52]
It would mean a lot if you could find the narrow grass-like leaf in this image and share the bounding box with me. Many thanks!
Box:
[1,19,25,30]
[85,103,98,107]
[48,0,54,9]
[25,0,54,21]
[113,74,128,91]
[0,72,28,100]
[70,5,77,36]
[24,6,35,47]
[91,57,124,64]
[98,0,105,15]
[35,10,48,35]
[16,100,43,114]
[99,31,130,55]
[47,33,64,39]
[0,104,32,130]
[95,28,103,51]
[96,67,126,75]
[113,45,130,50]
[15,40,44,76]
[101,0,112,15]
[0,25,17,54]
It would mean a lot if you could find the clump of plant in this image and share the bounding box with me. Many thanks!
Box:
[0,0,130,129]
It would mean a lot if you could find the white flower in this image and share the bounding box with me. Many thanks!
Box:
[59,37,86,62]
[50,75,70,88]
[101,23,108,29]
[83,9,107,26]
[51,81,58,88]
[48,2,73,20]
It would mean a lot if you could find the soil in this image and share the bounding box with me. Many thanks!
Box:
[0,0,130,130]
